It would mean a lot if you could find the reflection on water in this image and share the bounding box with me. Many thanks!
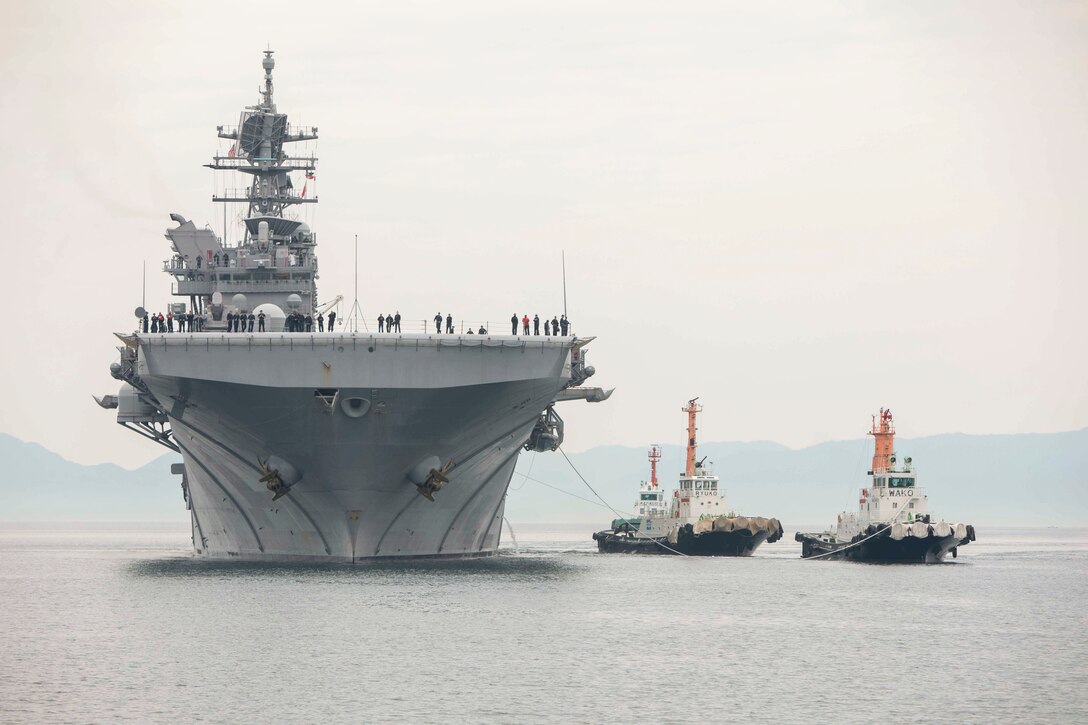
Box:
[128,553,583,581]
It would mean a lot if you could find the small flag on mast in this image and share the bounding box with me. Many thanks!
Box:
[227,144,236,158]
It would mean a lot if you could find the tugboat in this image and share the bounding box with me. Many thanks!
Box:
[795,408,976,563]
[593,399,783,556]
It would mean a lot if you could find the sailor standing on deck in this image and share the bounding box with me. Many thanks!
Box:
[446,314,453,334]
[511,314,518,335]
[328,310,336,332]
[551,316,559,336]
[560,315,569,335]
[522,315,530,335]
[435,313,443,334]
[248,312,255,332]
[393,311,401,332]
[305,314,313,332]
[378,314,385,332]
[533,314,540,335]
[166,311,174,333]
[317,313,324,332]
[258,310,265,332]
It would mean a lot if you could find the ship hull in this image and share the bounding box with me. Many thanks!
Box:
[796,527,975,564]
[135,333,579,561]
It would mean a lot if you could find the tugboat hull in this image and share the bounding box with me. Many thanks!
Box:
[594,519,783,557]
[796,525,976,564]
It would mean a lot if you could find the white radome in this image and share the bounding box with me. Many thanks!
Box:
[254,303,286,332]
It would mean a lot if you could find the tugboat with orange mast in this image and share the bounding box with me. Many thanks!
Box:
[795,408,976,563]
[592,399,783,556]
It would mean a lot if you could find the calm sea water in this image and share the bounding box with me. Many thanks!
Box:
[1,523,1085,724]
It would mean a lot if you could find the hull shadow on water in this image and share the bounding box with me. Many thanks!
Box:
[126,551,583,581]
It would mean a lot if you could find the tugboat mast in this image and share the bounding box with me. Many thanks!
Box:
[648,445,661,489]
[683,397,701,477]
[869,407,895,473]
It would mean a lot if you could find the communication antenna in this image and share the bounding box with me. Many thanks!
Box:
[562,250,568,317]
[346,233,366,332]
[142,261,146,310]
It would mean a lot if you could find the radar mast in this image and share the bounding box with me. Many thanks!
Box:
[207,50,319,241]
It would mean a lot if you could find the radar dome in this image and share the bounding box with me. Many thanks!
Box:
[285,293,302,310]
[254,303,286,333]
[231,294,249,312]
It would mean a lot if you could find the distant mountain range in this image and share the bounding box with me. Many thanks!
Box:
[2,429,1085,526]
[507,429,1088,527]
[0,434,183,522]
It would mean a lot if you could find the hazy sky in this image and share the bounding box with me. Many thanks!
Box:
[1,1,1085,467]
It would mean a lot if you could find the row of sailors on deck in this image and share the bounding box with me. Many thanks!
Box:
[378,313,401,332]
[512,314,569,336]
[224,311,340,333]
[145,312,205,333]
[283,311,337,333]
[143,308,568,335]
[177,250,310,270]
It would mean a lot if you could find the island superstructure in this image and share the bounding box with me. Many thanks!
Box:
[795,408,975,563]
[96,52,612,562]
[593,399,782,556]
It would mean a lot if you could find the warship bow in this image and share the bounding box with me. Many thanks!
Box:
[97,52,611,562]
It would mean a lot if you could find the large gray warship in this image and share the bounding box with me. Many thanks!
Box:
[96,52,611,562]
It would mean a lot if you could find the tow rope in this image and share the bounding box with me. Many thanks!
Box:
[559,447,689,557]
